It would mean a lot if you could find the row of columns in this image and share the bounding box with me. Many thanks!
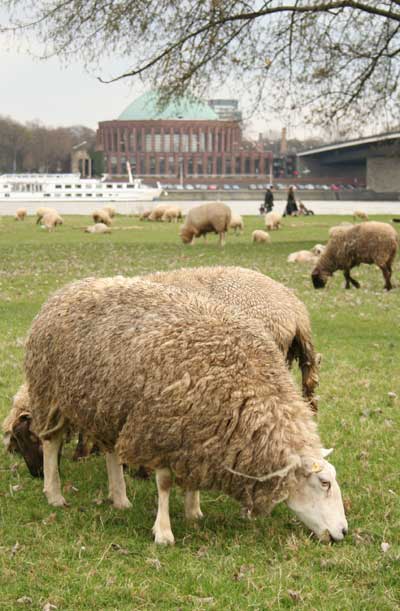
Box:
[101,125,241,155]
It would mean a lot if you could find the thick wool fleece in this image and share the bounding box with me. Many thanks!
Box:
[144,266,319,405]
[24,277,321,513]
[316,221,398,273]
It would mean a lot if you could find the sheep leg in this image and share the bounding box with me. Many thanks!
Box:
[72,432,91,461]
[219,231,226,247]
[105,452,132,509]
[43,432,67,507]
[153,467,175,545]
[380,264,393,290]
[344,270,360,289]
[184,490,203,520]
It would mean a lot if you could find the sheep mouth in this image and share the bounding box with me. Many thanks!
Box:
[311,273,326,289]
[10,420,44,478]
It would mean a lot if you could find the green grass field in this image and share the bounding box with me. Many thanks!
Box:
[0,214,399,610]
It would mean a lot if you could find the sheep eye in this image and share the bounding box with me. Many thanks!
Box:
[320,480,331,490]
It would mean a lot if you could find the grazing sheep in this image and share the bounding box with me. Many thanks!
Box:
[2,384,43,478]
[288,250,318,264]
[36,207,57,225]
[180,202,231,246]
[148,204,170,222]
[230,213,244,234]
[265,212,282,231]
[85,223,111,234]
[15,208,27,221]
[162,206,183,223]
[24,277,347,543]
[353,210,368,221]
[252,230,270,244]
[139,210,152,221]
[41,212,63,232]
[312,221,399,290]
[92,209,112,226]
[144,266,320,410]
[102,206,116,218]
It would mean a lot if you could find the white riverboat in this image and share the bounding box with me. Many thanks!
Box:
[0,173,163,203]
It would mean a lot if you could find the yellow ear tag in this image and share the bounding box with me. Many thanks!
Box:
[312,462,322,473]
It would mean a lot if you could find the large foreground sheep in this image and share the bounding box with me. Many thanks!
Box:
[312,221,398,290]
[24,277,347,543]
[145,266,320,410]
[180,202,231,246]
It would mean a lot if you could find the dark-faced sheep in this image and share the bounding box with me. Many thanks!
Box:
[23,277,347,543]
[180,202,231,246]
[312,221,398,290]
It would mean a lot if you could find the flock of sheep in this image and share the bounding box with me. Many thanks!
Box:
[4,201,398,546]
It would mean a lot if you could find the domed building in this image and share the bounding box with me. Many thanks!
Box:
[96,91,272,182]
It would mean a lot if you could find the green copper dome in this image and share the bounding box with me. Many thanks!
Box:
[118,91,219,121]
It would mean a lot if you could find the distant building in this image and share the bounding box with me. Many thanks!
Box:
[96,92,270,180]
[207,99,242,122]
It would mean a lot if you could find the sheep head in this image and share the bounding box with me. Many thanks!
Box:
[4,413,43,478]
[311,267,330,289]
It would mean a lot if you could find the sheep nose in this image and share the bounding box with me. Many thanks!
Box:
[342,527,348,536]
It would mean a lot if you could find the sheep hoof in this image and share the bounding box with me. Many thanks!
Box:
[113,497,132,510]
[153,527,175,545]
[47,495,68,507]
[186,508,204,521]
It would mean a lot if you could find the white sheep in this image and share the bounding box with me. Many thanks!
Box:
[265,212,282,231]
[180,202,231,246]
[353,210,368,221]
[15,208,27,221]
[162,206,183,223]
[252,230,270,243]
[85,223,111,234]
[41,212,63,231]
[230,213,244,234]
[92,209,112,226]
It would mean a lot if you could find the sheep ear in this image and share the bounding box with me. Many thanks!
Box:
[321,448,333,458]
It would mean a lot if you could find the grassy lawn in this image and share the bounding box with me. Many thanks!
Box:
[0,213,399,610]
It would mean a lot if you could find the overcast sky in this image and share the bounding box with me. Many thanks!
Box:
[0,12,291,139]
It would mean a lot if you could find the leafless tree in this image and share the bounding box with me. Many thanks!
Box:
[2,1,400,128]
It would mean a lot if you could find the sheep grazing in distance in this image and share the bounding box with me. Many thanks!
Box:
[15,208,27,221]
[353,210,368,221]
[41,211,63,232]
[85,223,111,234]
[252,230,270,244]
[312,221,399,290]
[92,209,112,226]
[102,206,116,218]
[36,207,57,225]
[24,276,348,543]
[148,204,170,222]
[2,384,43,478]
[288,244,325,264]
[180,202,231,246]
[288,250,318,264]
[144,266,320,410]
[162,206,183,223]
[230,213,244,234]
[139,210,151,221]
[265,211,282,231]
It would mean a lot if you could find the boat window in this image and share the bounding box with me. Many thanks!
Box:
[117,185,123,188]
[65,185,71,189]
[75,185,82,188]
[86,193,92,197]
[106,184,113,188]
[96,184,103,189]
[55,185,62,189]
[44,193,51,197]
[98,194,103,197]
[76,194,82,197]
[85,185,92,189]
[66,193,71,197]
[126,184,134,188]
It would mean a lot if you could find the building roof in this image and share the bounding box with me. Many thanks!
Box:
[298,131,400,157]
[118,91,220,121]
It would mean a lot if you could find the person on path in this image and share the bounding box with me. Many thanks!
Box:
[283,186,298,216]
[264,185,274,213]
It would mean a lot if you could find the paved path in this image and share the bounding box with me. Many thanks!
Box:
[1,199,399,216]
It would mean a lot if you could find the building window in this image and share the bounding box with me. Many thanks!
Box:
[113,130,118,152]
[121,157,127,174]
[137,130,142,152]
[150,156,156,175]
[197,157,203,175]
[120,132,126,153]
[245,157,251,174]
[199,130,206,153]
[191,131,198,153]
[254,159,260,175]
[235,157,241,174]
[145,128,152,152]
[225,157,232,175]
[168,156,175,175]
[187,157,193,175]
[130,156,136,175]
[154,129,162,152]
[173,129,180,152]
[140,157,145,175]
[159,157,165,175]
[164,134,171,152]
[129,130,135,151]
[207,156,213,175]
[216,157,222,175]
